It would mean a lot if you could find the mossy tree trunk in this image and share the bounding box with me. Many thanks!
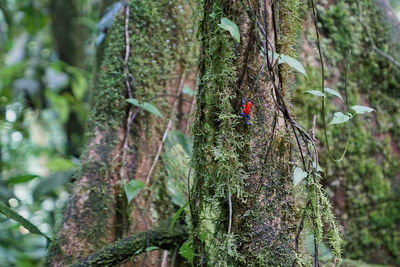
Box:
[48,0,194,266]
[191,0,301,266]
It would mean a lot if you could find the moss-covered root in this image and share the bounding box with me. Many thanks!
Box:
[71,228,188,267]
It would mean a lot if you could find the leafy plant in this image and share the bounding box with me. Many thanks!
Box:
[293,167,308,186]
[218,18,240,43]
[179,240,194,262]
[124,180,146,203]
[0,202,51,242]
[126,98,163,118]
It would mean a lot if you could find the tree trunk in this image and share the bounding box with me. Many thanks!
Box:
[48,0,195,265]
[191,0,301,265]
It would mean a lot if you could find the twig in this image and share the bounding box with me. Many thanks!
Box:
[227,180,232,234]
[145,73,186,184]
[311,114,317,141]
[124,5,133,99]
[119,4,136,182]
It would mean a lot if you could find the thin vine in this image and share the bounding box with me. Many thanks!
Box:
[310,0,352,163]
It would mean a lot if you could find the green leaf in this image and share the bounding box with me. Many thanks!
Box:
[305,90,326,97]
[218,18,240,43]
[293,167,308,186]
[324,88,343,101]
[141,102,163,118]
[5,174,38,185]
[179,240,194,262]
[126,98,140,107]
[0,202,51,242]
[47,157,75,172]
[182,86,194,96]
[45,90,70,123]
[170,202,188,229]
[145,246,160,252]
[68,67,88,101]
[278,54,308,77]
[124,180,146,203]
[126,99,163,118]
[351,105,375,114]
[267,51,307,77]
[328,112,351,125]
[317,164,325,173]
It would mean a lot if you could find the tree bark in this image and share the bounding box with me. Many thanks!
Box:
[71,228,188,267]
[48,0,195,266]
[191,0,300,265]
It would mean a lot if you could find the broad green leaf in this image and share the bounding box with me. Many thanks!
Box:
[305,90,326,97]
[268,51,307,77]
[5,174,38,185]
[47,157,75,172]
[145,246,160,252]
[126,98,140,107]
[0,202,51,242]
[67,66,88,101]
[278,54,308,78]
[218,18,240,43]
[126,99,163,118]
[328,112,351,125]
[351,105,375,114]
[293,167,308,186]
[317,164,325,173]
[124,180,146,203]
[170,202,188,229]
[182,86,194,96]
[324,88,343,101]
[179,240,194,262]
[141,102,163,118]
[45,90,70,123]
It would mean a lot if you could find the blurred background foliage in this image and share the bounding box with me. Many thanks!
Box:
[0,0,399,266]
[0,0,101,265]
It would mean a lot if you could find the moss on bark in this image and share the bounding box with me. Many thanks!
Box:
[71,228,188,267]
[49,0,195,265]
[295,0,400,264]
[191,0,301,265]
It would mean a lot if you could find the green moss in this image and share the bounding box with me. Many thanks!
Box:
[191,0,303,265]
[191,2,243,264]
[294,0,400,264]
[89,0,194,132]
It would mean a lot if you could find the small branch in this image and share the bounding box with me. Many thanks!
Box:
[311,114,317,141]
[124,5,133,98]
[145,73,186,184]
[71,228,188,267]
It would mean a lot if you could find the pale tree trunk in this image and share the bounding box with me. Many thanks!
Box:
[48,0,195,266]
[191,0,301,265]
